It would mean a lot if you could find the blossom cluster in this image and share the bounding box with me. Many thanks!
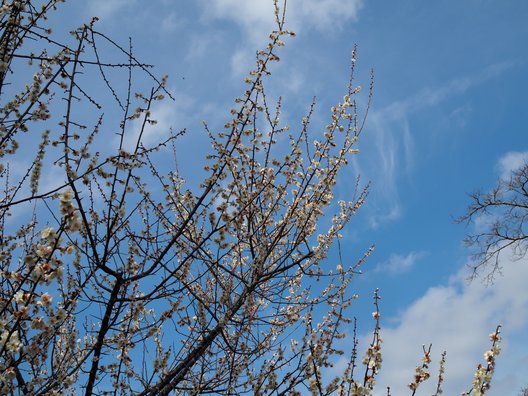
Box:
[0,0,507,394]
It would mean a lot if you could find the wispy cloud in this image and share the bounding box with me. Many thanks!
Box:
[123,91,196,151]
[357,111,408,228]
[86,0,136,20]
[185,33,224,62]
[358,61,516,227]
[383,61,515,118]
[229,48,256,79]
[497,151,528,179]
[160,12,183,33]
[374,251,428,275]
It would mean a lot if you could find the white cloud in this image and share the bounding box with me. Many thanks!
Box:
[367,250,528,395]
[497,151,528,179]
[374,251,427,275]
[86,0,135,20]
[185,33,223,61]
[199,0,276,47]
[124,91,196,151]
[198,0,363,75]
[200,0,362,41]
[281,67,304,93]
[161,12,183,32]
[229,48,256,79]
[293,0,362,32]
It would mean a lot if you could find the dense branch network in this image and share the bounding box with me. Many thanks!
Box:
[458,163,528,281]
[0,1,504,395]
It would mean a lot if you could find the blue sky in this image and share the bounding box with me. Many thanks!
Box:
[55,0,528,394]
